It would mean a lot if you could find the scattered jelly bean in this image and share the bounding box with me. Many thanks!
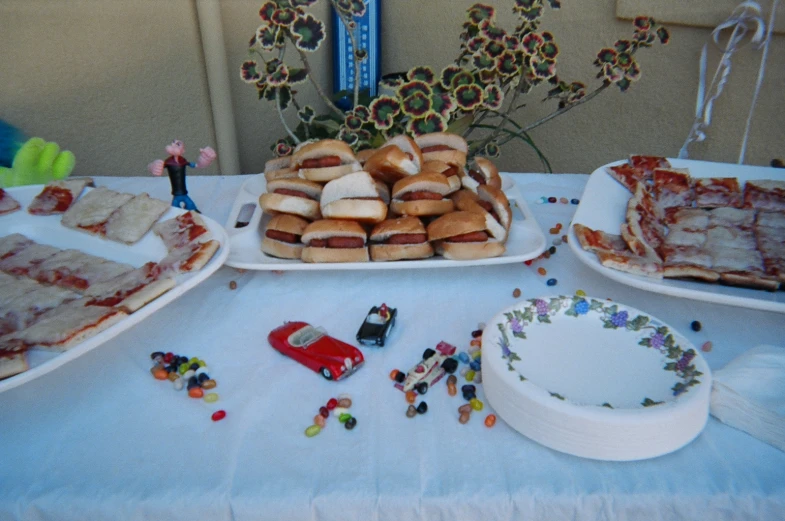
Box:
[173,378,184,391]
[537,196,546,204]
[548,246,556,254]
[314,414,326,427]
[459,403,473,414]
[197,373,210,385]
[468,345,480,355]
[477,322,486,330]
[405,391,417,404]
[416,402,428,414]
[153,368,168,380]
[333,407,349,418]
[189,362,200,371]
[167,372,179,382]
[178,363,189,375]
[447,384,457,397]
[471,350,482,360]
[459,412,471,424]
[187,376,199,390]
[229,280,238,290]
[547,278,557,286]
[458,352,470,364]
[188,387,204,399]
[576,289,586,297]
[485,414,497,427]
[338,397,352,408]
[195,366,208,377]
[151,351,164,360]
[470,338,481,347]
[474,372,483,384]
[470,398,484,411]
[183,369,196,381]
[571,198,580,205]
[463,391,476,401]
[512,288,521,298]
[345,417,357,430]
[204,392,219,403]
[202,379,217,390]
[305,425,321,437]
[389,369,400,381]
[460,367,469,377]
[164,352,174,363]
[543,251,551,259]
[469,360,481,372]
[339,413,351,423]
[560,197,568,204]
[471,329,483,338]
[552,238,562,246]
[319,406,329,418]
[701,341,713,352]
[547,196,557,203]
[549,227,559,235]
[537,267,547,276]
[326,398,338,409]
[562,235,568,242]
[406,405,418,418]
[465,370,476,382]
[690,320,702,332]
[524,260,533,266]
[555,223,563,230]
[446,375,458,386]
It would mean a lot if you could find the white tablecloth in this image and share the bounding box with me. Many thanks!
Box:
[1,174,784,521]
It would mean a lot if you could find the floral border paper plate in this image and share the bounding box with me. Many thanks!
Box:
[481,295,712,461]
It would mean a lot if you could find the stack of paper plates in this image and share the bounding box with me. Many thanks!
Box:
[482,295,711,461]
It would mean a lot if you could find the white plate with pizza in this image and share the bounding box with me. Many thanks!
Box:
[223,173,546,270]
[569,158,785,313]
[0,183,229,393]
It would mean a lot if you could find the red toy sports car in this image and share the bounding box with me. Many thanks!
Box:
[267,321,365,380]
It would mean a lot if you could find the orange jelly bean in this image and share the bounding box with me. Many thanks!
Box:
[405,390,417,404]
[188,387,204,398]
[390,369,400,381]
[153,368,169,380]
[537,267,547,276]
[485,414,497,427]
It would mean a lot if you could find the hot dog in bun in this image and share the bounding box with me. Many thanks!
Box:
[426,210,506,260]
[451,186,512,242]
[259,178,322,220]
[320,171,388,224]
[422,159,462,193]
[261,213,309,259]
[461,156,502,192]
[414,132,468,169]
[369,216,434,261]
[291,139,361,182]
[389,171,455,217]
[264,155,297,182]
[301,219,369,263]
[364,145,420,185]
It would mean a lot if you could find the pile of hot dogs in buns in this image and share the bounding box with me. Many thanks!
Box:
[258,132,513,262]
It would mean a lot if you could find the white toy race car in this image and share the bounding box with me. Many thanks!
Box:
[393,341,459,394]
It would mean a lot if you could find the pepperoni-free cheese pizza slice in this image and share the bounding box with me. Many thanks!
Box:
[605,163,647,193]
[622,185,665,261]
[709,207,755,229]
[694,177,743,208]
[653,168,694,211]
[756,225,785,283]
[85,262,175,312]
[0,189,21,216]
[0,243,61,277]
[0,300,127,352]
[0,284,80,333]
[153,211,210,251]
[663,228,707,248]
[27,177,94,215]
[708,246,779,291]
[756,210,785,229]
[0,349,28,380]
[104,193,170,245]
[0,234,34,261]
[665,208,710,230]
[705,226,757,250]
[572,223,630,253]
[743,180,785,211]
[660,245,719,282]
[595,250,663,279]
[61,187,134,236]
[629,155,671,175]
[158,240,220,274]
[56,258,134,293]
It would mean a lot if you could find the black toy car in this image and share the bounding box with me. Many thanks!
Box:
[356,304,397,347]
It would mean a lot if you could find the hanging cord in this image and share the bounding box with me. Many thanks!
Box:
[678,1,779,162]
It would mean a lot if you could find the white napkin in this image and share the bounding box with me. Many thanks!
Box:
[710,344,785,452]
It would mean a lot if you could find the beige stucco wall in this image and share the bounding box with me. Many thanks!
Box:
[1,0,783,176]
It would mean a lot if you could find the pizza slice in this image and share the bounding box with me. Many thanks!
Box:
[605,163,647,192]
[27,249,101,285]
[705,226,757,250]
[27,177,94,215]
[756,210,785,229]
[629,155,671,175]
[652,168,694,210]
[0,234,33,261]
[572,223,630,253]
[0,283,80,333]
[666,208,710,230]
[0,243,61,277]
[743,179,785,211]
[54,257,135,293]
[0,188,21,216]
[663,228,707,248]
[622,185,665,261]
[660,245,719,282]
[595,250,663,279]
[0,349,28,380]
[85,262,175,312]
[708,245,779,291]
[153,211,210,251]
[755,225,785,283]
[694,177,743,208]
[61,187,134,236]
[0,300,127,352]
[104,193,170,245]
[158,240,220,274]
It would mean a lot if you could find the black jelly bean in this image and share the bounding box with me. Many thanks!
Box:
[471,329,483,338]
[189,362,200,371]
[461,384,476,393]
[197,372,210,383]
[547,196,557,203]
[345,417,357,430]
[463,393,476,401]
[571,198,580,205]
[549,246,556,254]
[417,402,428,414]
[691,320,702,332]
[187,376,199,389]
[150,351,164,360]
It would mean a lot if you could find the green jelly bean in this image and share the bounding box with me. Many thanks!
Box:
[178,363,189,375]
[465,370,476,382]
[203,392,219,403]
[339,413,351,423]
[305,425,321,437]
[470,398,484,411]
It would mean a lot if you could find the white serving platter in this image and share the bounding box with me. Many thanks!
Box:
[0,184,229,393]
[223,173,545,270]
[482,295,711,461]
[568,158,785,313]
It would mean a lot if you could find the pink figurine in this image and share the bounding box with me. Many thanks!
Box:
[148,140,216,212]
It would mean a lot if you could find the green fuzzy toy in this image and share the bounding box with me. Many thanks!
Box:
[0,122,76,187]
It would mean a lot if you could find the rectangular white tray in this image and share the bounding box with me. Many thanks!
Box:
[568,158,785,313]
[0,184,229,393]
[224,173,546,270]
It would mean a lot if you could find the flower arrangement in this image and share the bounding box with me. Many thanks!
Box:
[241,1,669,171]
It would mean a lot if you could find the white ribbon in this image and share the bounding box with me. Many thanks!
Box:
[678,0,779,163]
